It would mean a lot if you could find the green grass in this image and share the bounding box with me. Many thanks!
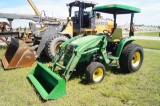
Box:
[134,31,160,37]
[133,39,160,50]
[0,49,160,105]
[123,31,160,37]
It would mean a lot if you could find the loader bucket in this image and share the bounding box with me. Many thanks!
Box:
[1,38,35,69]
[28,62,66,100]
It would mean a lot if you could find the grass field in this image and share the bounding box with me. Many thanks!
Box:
[134,31,160,37]
[123,31,160,37]
[133,39,160,50]
[0,47,160,105]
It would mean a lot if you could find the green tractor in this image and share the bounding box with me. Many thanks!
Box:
[28,4,143,100]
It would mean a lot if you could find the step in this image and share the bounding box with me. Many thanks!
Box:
[107,54,119,60]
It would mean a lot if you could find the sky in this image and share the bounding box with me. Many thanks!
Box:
[0,0,160,28]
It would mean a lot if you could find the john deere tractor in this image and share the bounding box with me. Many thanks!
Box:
[1,0,116,69]
[28,4,144,100]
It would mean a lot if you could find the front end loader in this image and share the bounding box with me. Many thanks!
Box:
[0,0,65,69]
[28,4,143,100]
[1,24,63,69]
[28,34,110,99]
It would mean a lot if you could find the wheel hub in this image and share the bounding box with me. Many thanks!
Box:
[54,42,63,53]
[132,52,141,67]
[93,68,103,81]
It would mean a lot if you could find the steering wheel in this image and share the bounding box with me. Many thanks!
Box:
[103,30,111,36]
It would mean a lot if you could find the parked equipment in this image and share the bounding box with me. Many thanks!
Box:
[28,4,143,100]
[0,0,59,44]
[1,0,115,69]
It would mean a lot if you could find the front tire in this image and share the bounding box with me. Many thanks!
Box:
[86,62,105,83]
[119,44,144,73]
[45,34,68,59]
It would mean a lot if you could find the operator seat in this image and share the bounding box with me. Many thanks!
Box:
[107,28,122,42]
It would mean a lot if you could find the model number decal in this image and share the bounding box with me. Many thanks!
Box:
[95,22,107,25]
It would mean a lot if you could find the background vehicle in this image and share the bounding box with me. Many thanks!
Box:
[28,4,143,100]
[0,0,59,44]
[1,0,115,69]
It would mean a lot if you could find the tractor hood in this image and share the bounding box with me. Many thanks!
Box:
[70,35,103,47]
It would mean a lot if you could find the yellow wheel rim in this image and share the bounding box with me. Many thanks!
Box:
[54,42,63,53]
[93,68,103,81]
[132,52,141,67]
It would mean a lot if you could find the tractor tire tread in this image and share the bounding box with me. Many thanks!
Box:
[119,43,143,73]
[86,62,105,83]
[45,34,68,59]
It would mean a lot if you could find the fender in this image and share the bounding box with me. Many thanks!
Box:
[116,37,135,58]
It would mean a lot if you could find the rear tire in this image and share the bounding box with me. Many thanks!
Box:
[119,44,143,73]
[86,62,105,83]
[45,34,68,59]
